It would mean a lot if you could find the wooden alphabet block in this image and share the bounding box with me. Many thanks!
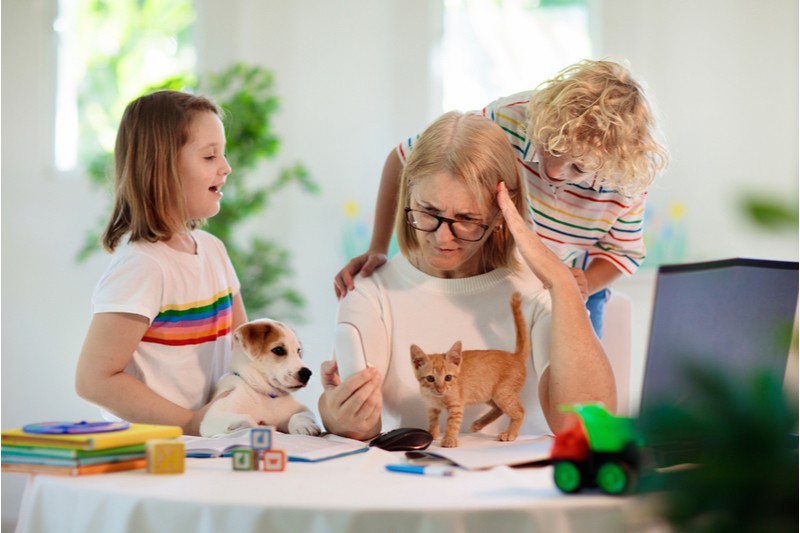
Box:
[146,439,185,474]
[260,449,286,472]
[231,447,259,471]
[250,427,274,450]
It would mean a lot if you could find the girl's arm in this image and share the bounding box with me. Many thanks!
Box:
[230,292,248,331]
[333,149,403,299]
[497,182,617,432]
[75,312,210,435]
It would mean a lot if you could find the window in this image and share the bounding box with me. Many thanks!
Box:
[441,0,591,112]
[53,0,196,174]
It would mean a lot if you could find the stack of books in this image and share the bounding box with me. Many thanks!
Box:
[2,422,181,476]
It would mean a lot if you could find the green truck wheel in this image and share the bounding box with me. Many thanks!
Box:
[596,461,632,495]
[553,461,583,493]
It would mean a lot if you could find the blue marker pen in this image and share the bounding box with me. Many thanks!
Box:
[385,464,455,477]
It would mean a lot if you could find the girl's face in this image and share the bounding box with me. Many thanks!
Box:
[537,148,596,186]
[177,111,231,221]
[408,172,498,279]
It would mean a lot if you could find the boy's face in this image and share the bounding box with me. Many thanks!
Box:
[537,148,598,186]
[178,111,231,221]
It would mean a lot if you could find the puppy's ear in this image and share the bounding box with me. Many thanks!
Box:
[233,323,245,345]
[259,323,273,341]
[237,322,270,358]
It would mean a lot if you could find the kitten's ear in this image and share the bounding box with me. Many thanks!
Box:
[410,344,427,369]
[446,341,462,366]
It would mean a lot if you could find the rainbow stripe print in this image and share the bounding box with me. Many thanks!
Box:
[142,289,233,346]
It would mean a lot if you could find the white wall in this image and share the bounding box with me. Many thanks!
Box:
[2,0,797,529]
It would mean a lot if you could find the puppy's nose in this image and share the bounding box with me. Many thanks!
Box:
[298,367,312,384]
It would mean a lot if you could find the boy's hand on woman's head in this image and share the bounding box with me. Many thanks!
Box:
[334,252,388,299]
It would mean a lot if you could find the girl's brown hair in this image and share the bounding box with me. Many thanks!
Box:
[395,111,527,271]
[102,90,221,252]
[527,59,669,196]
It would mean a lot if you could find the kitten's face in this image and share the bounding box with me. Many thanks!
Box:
[410,343,462,398]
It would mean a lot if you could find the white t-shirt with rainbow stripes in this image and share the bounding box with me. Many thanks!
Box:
[92,230,240,412]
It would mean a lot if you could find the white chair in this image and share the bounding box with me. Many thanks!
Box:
[600,291,632,415]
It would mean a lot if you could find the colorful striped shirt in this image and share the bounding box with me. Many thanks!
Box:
[142,288,233,346]
[399,91,647,276]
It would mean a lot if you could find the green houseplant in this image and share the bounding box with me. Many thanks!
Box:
[79,63,318,320]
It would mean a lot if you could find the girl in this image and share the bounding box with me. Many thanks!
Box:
[75,90,247,435]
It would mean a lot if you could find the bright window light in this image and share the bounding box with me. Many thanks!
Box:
[442,0,592,112]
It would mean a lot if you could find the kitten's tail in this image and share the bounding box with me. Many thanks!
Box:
[510,291,530,361]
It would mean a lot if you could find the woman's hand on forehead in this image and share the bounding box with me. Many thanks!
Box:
[497,181,568,291]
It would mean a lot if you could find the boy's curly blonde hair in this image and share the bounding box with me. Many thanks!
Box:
[527,59,668,195]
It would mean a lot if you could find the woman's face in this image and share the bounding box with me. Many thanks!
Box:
[408,172,498,278]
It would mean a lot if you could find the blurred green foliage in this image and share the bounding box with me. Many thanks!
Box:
[740,193,799,233]
[71,0,196,164]
[638,360,797,532]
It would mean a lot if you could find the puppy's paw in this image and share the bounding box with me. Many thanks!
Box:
[200,413,256,436]
[226,418,255,433]
[288,413,321,436]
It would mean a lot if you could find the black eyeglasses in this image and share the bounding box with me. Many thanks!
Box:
[405,208,496,242]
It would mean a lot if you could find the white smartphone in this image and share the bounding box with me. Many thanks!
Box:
[334,323,368,380]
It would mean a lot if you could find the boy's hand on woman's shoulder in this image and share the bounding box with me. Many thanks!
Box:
[334,252,388,299]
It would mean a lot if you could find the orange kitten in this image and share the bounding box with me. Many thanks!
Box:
[410,292,529,447]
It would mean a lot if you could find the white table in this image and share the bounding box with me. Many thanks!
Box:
[14,446,641,533]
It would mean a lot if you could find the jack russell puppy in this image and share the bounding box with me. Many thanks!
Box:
[200,319,321,437]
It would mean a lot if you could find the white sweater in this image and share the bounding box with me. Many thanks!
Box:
[336,254,554,437]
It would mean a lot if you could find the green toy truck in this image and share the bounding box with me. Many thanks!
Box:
[550,404,641,495]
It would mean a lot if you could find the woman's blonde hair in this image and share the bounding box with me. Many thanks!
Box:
[527,59,669,195]
[395,111,527,271]
[102,90,222,252]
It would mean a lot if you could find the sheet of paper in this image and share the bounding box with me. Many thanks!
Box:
[417,434,553,470]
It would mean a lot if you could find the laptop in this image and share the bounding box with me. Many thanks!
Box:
[637,258,799,463]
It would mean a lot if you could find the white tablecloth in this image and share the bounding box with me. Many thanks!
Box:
[15,446,636,533]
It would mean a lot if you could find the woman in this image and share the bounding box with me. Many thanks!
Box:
[319,111,616,441]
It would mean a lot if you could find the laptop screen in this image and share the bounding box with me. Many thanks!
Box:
[638,258,798,417]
